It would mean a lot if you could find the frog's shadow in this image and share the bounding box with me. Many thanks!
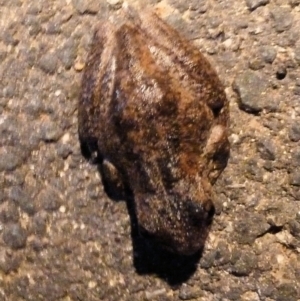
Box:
[81,144,203,285]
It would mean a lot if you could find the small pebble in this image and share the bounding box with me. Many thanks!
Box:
[38,52,58,74]
[234,212,270,244]
[45,21,62,35]
[31,211,48,236]
[9,186,36,215]
[2,83,16,98]
[256,139,276,161]
[145,288,166,300]
[289,124,300,142]
[231,252,257,276]
[0,147,23,172]
[58,39,77,70]
[270,7,293,33]
[292,149,300,167]
[289,220,300,239]
[72,0,100,14]
[74,61,85,71]
[26,2,43,14]
[289,0,300,7]
[245,0,269,11]
[0,202,19,224]
[0,250,21,273]
[38,187,62,211]
[259,46,277,64]
[290,171,300,187]
[39,120,63,142]
[3,223,27,249]
[106,0,123,9]
[179,284,203,300]
[232,70,268,113]
[249,57,265,70]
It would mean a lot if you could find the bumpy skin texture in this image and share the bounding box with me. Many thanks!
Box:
[78,6,230,255]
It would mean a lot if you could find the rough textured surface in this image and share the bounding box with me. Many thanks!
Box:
[78,6,230,255]
[0,0,300,300]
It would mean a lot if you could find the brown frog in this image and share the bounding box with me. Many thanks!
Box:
[78,5,230,255]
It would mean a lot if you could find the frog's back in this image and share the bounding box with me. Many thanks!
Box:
[79,8,228,177]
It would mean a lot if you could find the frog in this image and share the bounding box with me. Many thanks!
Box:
[78,5,230,255]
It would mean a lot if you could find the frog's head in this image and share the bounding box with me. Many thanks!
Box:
[135,177,215,255]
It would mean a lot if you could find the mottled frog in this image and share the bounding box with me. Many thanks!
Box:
[78,6,230,255]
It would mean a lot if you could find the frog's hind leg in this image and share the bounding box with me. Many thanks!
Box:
[79,136,100,164]
[99,159,129,201]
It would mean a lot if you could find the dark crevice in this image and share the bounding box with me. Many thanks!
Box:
[267,224,284,234]
[257,224,284,239]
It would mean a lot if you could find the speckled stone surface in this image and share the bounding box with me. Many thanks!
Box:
[0,0,300,300]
